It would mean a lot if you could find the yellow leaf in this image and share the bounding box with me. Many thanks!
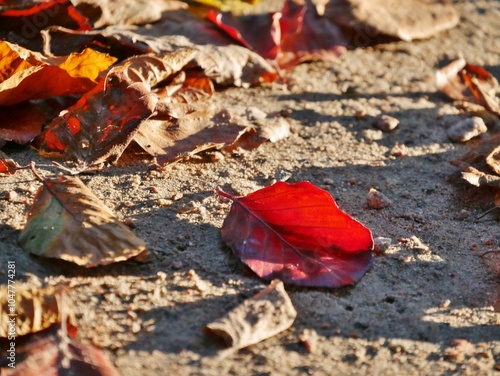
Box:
[0,41,116,106]
[59,48,117,81]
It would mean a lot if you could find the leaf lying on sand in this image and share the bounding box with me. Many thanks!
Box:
[18,174,147,267]
[0,150,21,174]
[204,279,296,351]
[0,284,73,337]
[218,181,374,287]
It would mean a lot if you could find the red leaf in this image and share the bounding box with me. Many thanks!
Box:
[207,0,346,69]
[218,182,374,287]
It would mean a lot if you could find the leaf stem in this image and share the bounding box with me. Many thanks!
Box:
[29,161,44,182]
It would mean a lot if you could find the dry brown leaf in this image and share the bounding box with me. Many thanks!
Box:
[436,58,500,116]
[134,108,253,165]
[203,279,297,351]
[18,174,147,267]
[72,0,187,28]
[3,323,120,376]
[0,41,116,106]
[323,0,458,43]
[486,145,500,175]
[0,285,73,338]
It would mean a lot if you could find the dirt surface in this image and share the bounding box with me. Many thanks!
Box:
[1,0,500,375]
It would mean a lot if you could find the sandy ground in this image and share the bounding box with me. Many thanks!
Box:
[1,0,500,375]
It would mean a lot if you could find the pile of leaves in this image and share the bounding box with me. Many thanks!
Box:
[4,0,495,373]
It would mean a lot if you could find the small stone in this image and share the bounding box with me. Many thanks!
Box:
[150,186,159,194]
[367,188,392,209]
[440,299,451,309]
[354,109,367,118]
[5,191,18,202]
[374,237,392,254]
[299,329,318,353]
[123,218,136,229]
[157,199,173,207]
[131,321,141,334]
[156,271,168,281]
[172,192,183,201]
[447,117,487,142]
[457,209,469,220]
[322,178,335,186]
[375,114,400,132]
[210,151,225,162]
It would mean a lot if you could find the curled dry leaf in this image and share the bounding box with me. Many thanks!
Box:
[0,41,116,106]
[18,174,147,267]
[0,284,73,337]
[0,150,21,175]
[204,279,296,351]
[218,181,374,287]
[3,323,120,376]
[436,58,500,116]
[35,50,196,170]
[72,0,187,28]
[323,0,458,42]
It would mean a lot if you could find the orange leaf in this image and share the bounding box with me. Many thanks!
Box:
[0,41,116,106]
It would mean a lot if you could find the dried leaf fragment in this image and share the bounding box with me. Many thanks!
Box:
[0,150,20,175]
[204,279,296,350]
[0,284,73,337]
[3,323,120,376]
[18,174,147,267]
[436,58,500,116]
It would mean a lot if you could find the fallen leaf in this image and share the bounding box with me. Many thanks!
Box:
[0,284,73,337]
[134,108,251,165]
[0,151,20,174]
[18,174,147,267]
[436,58,500,116]
[0,0,92,52]
[72,0,187,28]
[203,279,296,351]
[218,181,374,287]
[0,102,45,145]
[0,41,116,106]
[35,51,197,170]
[323,0,459,43]
[207,0,347,68]
[3,323,120,376]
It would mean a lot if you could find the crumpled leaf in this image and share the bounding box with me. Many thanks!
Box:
[0,151,21,174]
[18,174,147,267]
[218,181,374,287]
[323,0,459,43]
[436,58,500,116]
[203,279,296,351]
[0,284,73,337]
[35,51,197,171]
[207,0,347,68]
[43,11,278,87]
[0,0,92,52]
[72,0,187,28]
[0,41,116,106]
[3,323,120,376]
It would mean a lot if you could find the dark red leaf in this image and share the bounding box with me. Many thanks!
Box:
[0,150,20,174]
[218,181,374,287]
[0,0,92,52]
[207,0,346,69]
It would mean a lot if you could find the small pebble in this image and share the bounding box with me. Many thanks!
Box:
[299,329,318,353]
[362,129,383,141]
[375,114,400,132]
[5,191,18,202]
[210,151,225,162]
[157,199,173,207]
[447,116,487,142]
[172,192,183,201]
[374,237,392,254]
[440,299,451,309]
[367,188,392,209]
[457,209,469,220]
[322,178,335,186]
